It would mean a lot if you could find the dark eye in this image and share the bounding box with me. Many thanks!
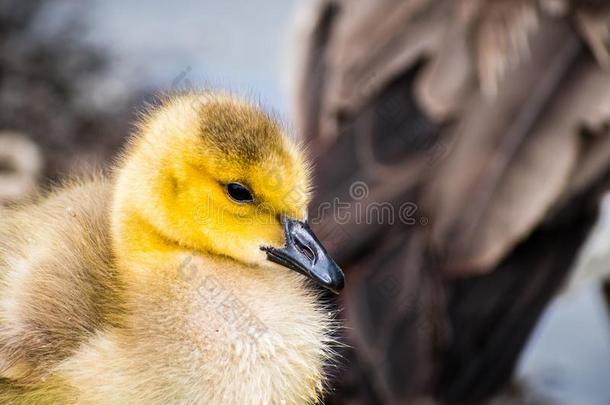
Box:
[226,182,254,203]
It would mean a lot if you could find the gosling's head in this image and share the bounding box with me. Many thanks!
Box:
[112,92,343,292]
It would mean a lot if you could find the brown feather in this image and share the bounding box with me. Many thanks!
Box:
[475,0,541,96]
[426,17,583,274]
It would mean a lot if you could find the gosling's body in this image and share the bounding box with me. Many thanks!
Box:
[0,93,337,404]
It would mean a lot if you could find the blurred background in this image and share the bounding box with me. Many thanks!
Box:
[1,0,609,404]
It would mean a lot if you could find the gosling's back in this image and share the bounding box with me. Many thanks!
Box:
[0,178,122,387]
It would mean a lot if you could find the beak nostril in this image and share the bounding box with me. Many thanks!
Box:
[294,237,316,264]
[264,217,343,293]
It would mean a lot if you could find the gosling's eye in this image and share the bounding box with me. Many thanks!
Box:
[226,182,254,203]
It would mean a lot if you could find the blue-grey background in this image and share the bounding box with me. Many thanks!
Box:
[80,0,297,116]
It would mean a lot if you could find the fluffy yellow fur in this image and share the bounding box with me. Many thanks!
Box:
[0,92,336,404]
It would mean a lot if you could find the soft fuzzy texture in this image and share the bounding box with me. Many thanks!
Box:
[0,92,337,404]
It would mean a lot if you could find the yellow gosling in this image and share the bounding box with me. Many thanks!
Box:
[0,91,344,404]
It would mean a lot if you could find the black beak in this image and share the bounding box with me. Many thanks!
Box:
[261,217,345,294]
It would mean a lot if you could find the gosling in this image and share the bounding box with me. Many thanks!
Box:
[0,92,344,404]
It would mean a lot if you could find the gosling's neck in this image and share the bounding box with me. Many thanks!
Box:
[111,160,182,272]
